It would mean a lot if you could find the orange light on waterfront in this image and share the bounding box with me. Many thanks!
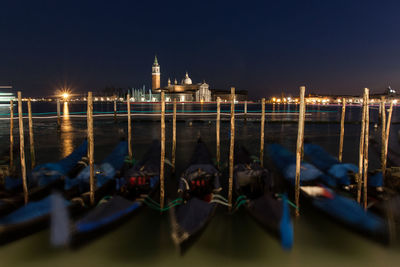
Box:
[56,87,72,101]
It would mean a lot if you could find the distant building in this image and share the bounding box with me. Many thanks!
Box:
[150,56,247,102]
[212,89,248,101]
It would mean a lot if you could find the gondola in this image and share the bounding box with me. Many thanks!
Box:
[305,143,400,223]
[2,141,88,192]
[267,143,390,243]
[233,144,293,250]
[169,139,221,255]
[303,143,383,192]
[0,141,128,245]
[58,140,164,248]
[0,141,88,216]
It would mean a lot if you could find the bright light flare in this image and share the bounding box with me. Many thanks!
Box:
[62,92,69,99]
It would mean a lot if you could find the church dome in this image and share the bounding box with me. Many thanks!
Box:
[182,72,192,85]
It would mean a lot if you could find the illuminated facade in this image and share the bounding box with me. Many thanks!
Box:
[151,56,247,102]
[151,57,212,101]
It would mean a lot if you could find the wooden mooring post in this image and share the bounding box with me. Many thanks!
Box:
[172,98,177,172]
[27,99,36,169]
[160,91,166,210]
[9,100,14,171]
[127,94,132,160]
[363,90,370,210]
[295,86,306,216]
[381,97,387,181]
[300,99,306,160]
[57,98,61,130]
[338,98,346,162]
[244,100,247,122]
[383,100,394,182]
[260,98,265,167]
[87,92,95,205]
[216,97,221,169]
[17,92,28,204]
[357,89,368,203]
[228,87,235,212]
[113,95,117,122]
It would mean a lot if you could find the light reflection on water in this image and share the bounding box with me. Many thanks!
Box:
[60,102,74,158]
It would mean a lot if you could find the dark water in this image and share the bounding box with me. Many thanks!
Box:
[0,102,400,267]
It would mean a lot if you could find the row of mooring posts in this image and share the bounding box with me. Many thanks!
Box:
[155,87,266,211]
[336,89,395,210]
[8,92,37,204]
[82,92,133,205]
[9,88,396,213]
[78,88,398,213]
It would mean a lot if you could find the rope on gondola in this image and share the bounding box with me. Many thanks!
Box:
[233,199,247,211]
[124,156,136,165]
[250,155,260,163]
[229,194,300,213]
[210,194,231,207]
[142,196,183,211]
[212,194,229,202]
[143,200,182,211]
[94,193,299,212]
[277,193,299,210]
[97,195,113,206]
[230,195,248,212]
[210,199,231,207]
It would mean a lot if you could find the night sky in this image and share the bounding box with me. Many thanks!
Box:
[1,0,399,99]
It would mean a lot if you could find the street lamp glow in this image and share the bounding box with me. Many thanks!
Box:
[62,93,69,100]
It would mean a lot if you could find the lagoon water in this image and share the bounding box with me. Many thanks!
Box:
[1,102,400,267]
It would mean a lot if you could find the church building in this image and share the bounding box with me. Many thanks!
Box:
[151,56,212,102]
[151,56,247,102]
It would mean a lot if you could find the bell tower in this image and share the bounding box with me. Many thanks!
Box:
[152,55,161,90]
